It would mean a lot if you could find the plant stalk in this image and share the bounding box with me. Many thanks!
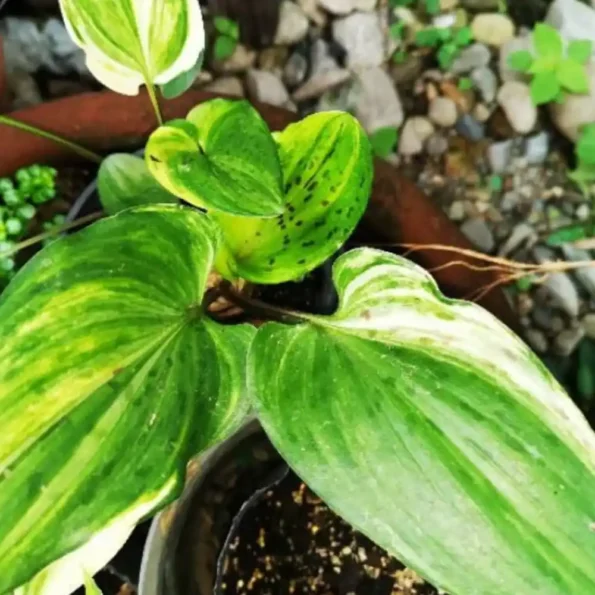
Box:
[145,82,164,126]
[0,116,103,164]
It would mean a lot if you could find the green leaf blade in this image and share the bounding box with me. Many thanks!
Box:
[146,99,284,217]
[508,50,534,73]
[557,59,590,94]
[249,248,595,595]
[160,51,204,99]
[370,126,399,158]
[533,23,563,60]
[567,40,593,65]
[98,154,178,215]
[0,206,255,591]
[530,71,560,104]
[213,112,374,284]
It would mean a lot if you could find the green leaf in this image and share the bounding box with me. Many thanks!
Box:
[415,28,441,47]
[0,205,255,592]
[528,55,556,74]
[557,58,590,93]
[546,224,589,247]
[248,248,595,595]
[458,76,473,90]
[84,573,103,595]
[578,339,595,404]
[59,0,204,96]
[425,0,440,14]
[146,98,284,217]
[97,154,177,215]
[369,126,399,158]
[508,50,534,73]
[567,40,593,65]
[214,16,239,40]
[533,23,563,60]
[389,21,406,40]
[213,112,373,284]
[213,35,237,61]
[453,26,473,47]
[530,71,560,105]
[160,51,204,99]
[438,42,459,69]
[577,124,595,165]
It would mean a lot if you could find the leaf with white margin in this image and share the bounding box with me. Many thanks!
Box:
[249,247,595,595]
[83,574,103,595]
[0,205,255,592]
[213,111,373,284]
[58,0,204,96]
[146,99,284,217]
[98,154,178,215]
[14,521,132,595]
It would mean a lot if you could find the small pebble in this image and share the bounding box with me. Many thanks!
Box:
[460,217,495,252]
[449,200,466,220]
[450,43,491,74]
[524,132,549,165]
[426,133,450,156]
[525,328,548,354]
[428,96,458,127]
[275,0,309,45]
[473,102,491,122]
[488,139,513,174]
[470,66,498,103]
[576,203,591,221]
[499,223,536,256]
[456,114,485,141]
[582,314,595,339]
[497,81,537,134]
[399,117,435,155]
[554,327,585,357]
[333,12,385,69]
[471,13,515,47]
[283,52,308,87]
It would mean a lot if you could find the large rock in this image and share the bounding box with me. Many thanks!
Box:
[550,61,595,141]
[497,81,537,134]
[353,67,404,132]
[333,12,385,69]
[275,0,309,45]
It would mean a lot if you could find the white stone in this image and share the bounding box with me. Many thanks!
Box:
[471,13,515,47]
[204,77,245,97]
[275,0,309,45]
[399,117,435,156]
[582,313,595,339]
[318,0,376,13]
[213,44,256,74]
[246,69,295,110]
[450,43,491,74]
[550,61,595,142]
[354,67,404,132]
[428,96,458,127]
[293,69,351,101]
[333,12,385,69]
[460,218,495,252]
[497,81,537,134]
[298,0,327,26]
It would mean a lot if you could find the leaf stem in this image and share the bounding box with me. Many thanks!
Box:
[4,212,103,258]
[217,281,304,325]
[145,82,164,126]
[0,116,103,164]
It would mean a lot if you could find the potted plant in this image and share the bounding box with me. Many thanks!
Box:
[2,2,594,595]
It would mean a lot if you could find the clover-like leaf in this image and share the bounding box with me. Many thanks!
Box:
[530,70,560,104]
[146,99,284,217]
[568,40,593,66]
[213,112,373,284]
[249,248,595,595]
[557,59,590,94]
[533,23,563,60]
[59,0,204,96]
[98,153,178,215]
[0,206,255,592]
[508,50,534,73]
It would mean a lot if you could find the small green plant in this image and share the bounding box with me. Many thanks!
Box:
[370,126,400,158]
[568,122,595,201]
[415,25,473,69]
[389,0,439,14]
[213,16,239,61]
[0,164,57,283]
[458,76,473,90]
[508,23,592,105]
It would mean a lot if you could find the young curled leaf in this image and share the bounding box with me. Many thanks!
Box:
[59,0,204,95]
[249,248,595,595]
[146,99,284,217]
[213,112,373,284]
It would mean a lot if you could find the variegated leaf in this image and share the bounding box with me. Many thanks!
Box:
[248,248,595,595]
[146,99,284,217]
[0,206,255,592]
[59,0,204,95]
[214,112,373,284]
[98,153,177,215]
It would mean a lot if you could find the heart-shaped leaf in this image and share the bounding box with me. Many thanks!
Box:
[146,99,284,217]
[249,248,595,595]
[0,206,255,592]
[533,23,563,61]
[214,112,373,284]
[59,0,204,96]
[98,153,178,215]
[568,40,593,66]
[530,71,560,104]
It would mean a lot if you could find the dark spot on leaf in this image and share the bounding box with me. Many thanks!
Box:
[314,218,326,229]
[298,259,306,265]
[303,193,313,204]
[269,258,275,265]
[305,180,318,192]
[322,200,329,207]
[336,208,343,215]
[256,232,262,237]
[295,220,303,227]
[302,241,315,248]
[288,205,296,213]
[149,155,162,163]
[283,236,290,245]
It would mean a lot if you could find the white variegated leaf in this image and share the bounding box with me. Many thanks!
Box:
[59,0,204,95]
